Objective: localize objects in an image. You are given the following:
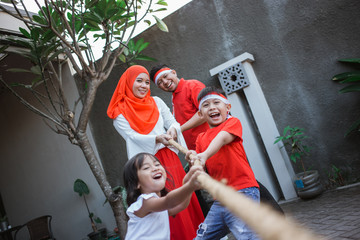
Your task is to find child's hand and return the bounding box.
[185,150,198,164]
[183,165,204,190]
[166,127,178,141]
[185,150,207,167]
[196,152,208,166]
[156,134,172,146]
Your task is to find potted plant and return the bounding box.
[73,179,107,240]
[331,58,360,136]
[274,126,323,199]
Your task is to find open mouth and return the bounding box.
[166,82,172,89]
[210,112,220,118]
[153,173,162,179]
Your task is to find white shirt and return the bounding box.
[125,193,170,240]
[113,96,187,159]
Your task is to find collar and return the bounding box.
[173,78,185,95]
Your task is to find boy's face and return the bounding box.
[156,69,179,92]
[198,98,231,128]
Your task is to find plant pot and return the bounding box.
[88,228,107,240]
[293,170,323,199]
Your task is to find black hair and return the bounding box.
[123,152,169,206]
[197,86,226,103]
[149,64,170,82]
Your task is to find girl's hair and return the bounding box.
[123,152,169,206]
[197,86,225,103]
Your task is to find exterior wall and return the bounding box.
[0,54,115,239]
[93,0,360,193]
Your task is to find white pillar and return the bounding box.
[210,52,297,200]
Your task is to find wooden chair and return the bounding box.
[14,215,55,240]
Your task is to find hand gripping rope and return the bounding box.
[168,139,323,240]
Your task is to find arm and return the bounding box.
[180,112,207,132]
[167,165,204,216]
[113,115,158,157]
[155,97,188,149]
[190,131,236,166]
[134,166,203,218]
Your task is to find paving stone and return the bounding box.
[280,183,360,240]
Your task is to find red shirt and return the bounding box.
[196,117,259,191]
[172,79,209,150]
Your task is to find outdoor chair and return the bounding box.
[14,215,55,240]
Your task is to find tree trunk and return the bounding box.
[77,131,127,239]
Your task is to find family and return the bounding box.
[107,64,280,240]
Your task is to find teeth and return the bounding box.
[154,173,162,178]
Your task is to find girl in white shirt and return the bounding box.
[123,152,203,240]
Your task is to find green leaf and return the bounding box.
[74,179,90,196]
[19,27,31,38]
[134,38,145,51]
[153,15,168,32]
[339,75,360,84]
[339,84,360,93]
[144,20,151,26]
[153,8,167,12]
[332,71,360,81]
[138,41,150,53]
[118,54,127,63]
[94,217,102,224]
[135,54,157,62]
[338,58,360,64]
[156,0,168,6]
[6,68,32,73]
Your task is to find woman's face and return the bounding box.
[132,73,150,99]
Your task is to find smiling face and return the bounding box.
[156,69,180,92]
[132,73,150,99]
[198,98,231,128]
[137,155,167,195]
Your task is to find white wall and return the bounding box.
[0,56,116,239]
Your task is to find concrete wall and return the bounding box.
[0,54,116,239]
[93,0,360,192]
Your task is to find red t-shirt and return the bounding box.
[172,79,209,150]
[196,117,259,191]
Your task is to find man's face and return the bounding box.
[156,69,180,92]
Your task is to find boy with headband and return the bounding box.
[150,64,209,151]
[186,86,260,240]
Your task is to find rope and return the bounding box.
[168,139,323,240]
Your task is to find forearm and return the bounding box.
[168,194,192,216]
[181,113,206,132]
[202,131,236,160]
[165,183,194,209]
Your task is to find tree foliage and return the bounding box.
[0,0,168,238]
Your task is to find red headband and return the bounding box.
[153,68,171,85]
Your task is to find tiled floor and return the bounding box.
[280,183,360,240]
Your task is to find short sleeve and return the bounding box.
[127,193,159,214]
[222,117,243,140]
